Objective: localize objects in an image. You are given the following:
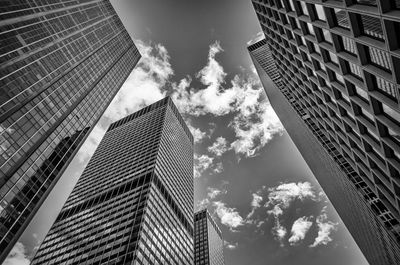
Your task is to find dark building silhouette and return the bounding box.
[31,97,194,265]
[249,0,400,264]
[0,0,140,261]
[194,209,225,265]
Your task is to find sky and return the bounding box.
[5,0,369,264]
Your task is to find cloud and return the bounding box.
[4,242,30,265]
[196,186,227,210]
[77,125,106,162]
[187,123,207,143]
[288,216,313,245]
[208,136,229,156]
[247,31,265,46]
[225,241,238,250]
[265,182,317,217]
[104,40,170,121]
[213,201,244,230]
[246,193,263,220]
[310,208,338,247]
[213,162,224,174]
[194,154,214,178]
[272,220,287,244]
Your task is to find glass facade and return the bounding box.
[31,97,194,264]
[249,0,400,264]
[194,209,225,265]
[0,0,140,261]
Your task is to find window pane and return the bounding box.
[334,9,350,29]
[360,15,384,40]
[322,29,332,43]
[341,36,357,55]
[315,5,326,21]
[329,51,339,64]
[368,47,392,72]
[355,86,369,101]
[307,23,315,35]
[300,1,309,16]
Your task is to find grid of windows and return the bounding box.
[194,209,224,265]
[31,97,194,264]
[0,1,140,261]
[250,0,400,264]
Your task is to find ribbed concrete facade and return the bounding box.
[0,1,140,261]
[31,97,194,265]
[249,0,400,262]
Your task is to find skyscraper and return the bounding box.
[249,0,400,264]
[194,209,225,265]
[31,97,194,264]
[0,0,140,261]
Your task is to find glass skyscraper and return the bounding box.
[0,0,140,261]
[194,209,225,265]
[31,97,194,264]
[249,0,400,264]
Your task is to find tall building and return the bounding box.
[194,209,225,265]
[31,97,194,264]
[249,0,400,264]
[0,0,140,261]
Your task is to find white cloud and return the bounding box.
[213,201,244,230]
[246,193,263,220]
[4,242,30,265]
[104,40,169,121]
[265,182,317,217]
[272,220,287,244]
[310,208,338,247]
[225,242,238,250]
[288,216,313,245]
[213,162,224,174]
[77,125,106,162]
[194,154,214,178]
[208,136,229,156]
[187,123,207,143]
[247,31,265,46]
[207,187,225,199]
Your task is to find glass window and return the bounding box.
[382,103,400,122]
[313,43,321,54]
[335,72,344,84]
[368,47,392,72]
[322,29,333,43]
[315,5,326,21]
[300,35,306,45]
[360,15,384,41]
[329,51,339,65]
[340,36,357,55]
[307,23,315,35]
[300,1,309,16]
[288,0,296,12]
[375,77,397,99]
[356,0,377,6]
[361,108,375,122]
[348,62,363,79]
[334,9,350,29]
[355,86,369,101]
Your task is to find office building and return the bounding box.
[31,97,194,264]
[0,0,140,261]
[249,0,400,264]
[194,209,225,265]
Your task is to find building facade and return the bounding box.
[194,209,224,265]
[249,0,400,264]
[31,97,194,265]
[0,0,140,261]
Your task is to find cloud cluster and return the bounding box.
[213,201,244,230]
[288,216,313,245]
[310,207,338,248]
[208,137,229,156]
[194,154,214,178]
[4,242,30,265]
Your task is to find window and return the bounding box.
[368,47,392,72]
[348,62,363,79]
[355,86,369,102]
[322,29,333,43]
[340,36,357,56]
[314,5,326,21]
[313,43,321,54]
[360,15,384,41]
[382,103,400,123]
[307,23,315,36]
[333,9,350,29]
[356,0,377,7]
[288,0,296,12]
[329,51,339,65]
[299,1,309,16]
[375,77,397,100]
[335,72,345,85]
